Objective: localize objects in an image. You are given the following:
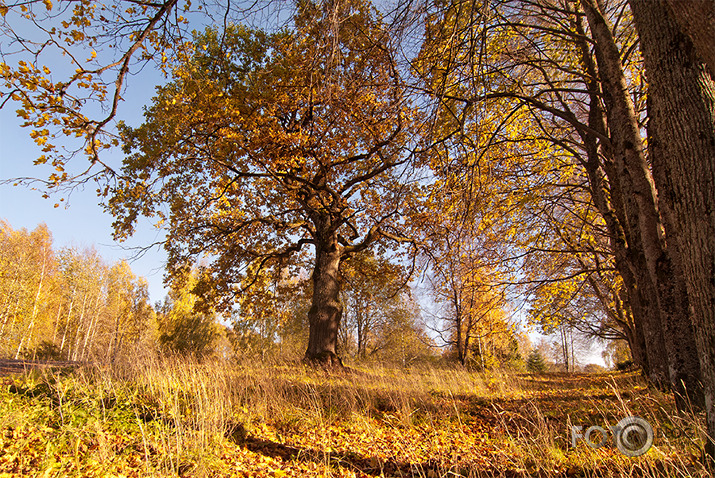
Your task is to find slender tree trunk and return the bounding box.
[453,287,466,366]
[112,317,127,363]
[304,237,344,367]
[14,246,47,360]
[0,296,19,341]
[629,0,715,459]
[59,293,74,357]
[476,334,485,370]
[51,304,62,346]
[81,308,97,361]
[581,0,703,407]
[570,328,575,373]
[71,293,88,362]
[356,296,366,359]
[560,327,570,373]
[463,315,472,367]
[81,285,104,361]
[88,316,101,360]
[0,273,20,340]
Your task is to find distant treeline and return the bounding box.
[1,220,527,367]
[0,220,155,361]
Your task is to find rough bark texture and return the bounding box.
[304,237,344,368]
[629,0,715,459]
[581,0,670,386]
[574,10,654,378]
[665,0,715,79]
[581,0,703,407]
[582,104,651,373]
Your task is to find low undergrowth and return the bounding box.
[0,357,711,477]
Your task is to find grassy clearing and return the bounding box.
[0,358,711,477]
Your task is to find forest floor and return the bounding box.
[0,357,711,477]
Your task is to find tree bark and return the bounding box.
[356,296,365,359]
[581,0,703,408]
[629,0,715,459]
[304,236,344,367]
[665,0,715,79]
[14,246,47,360]
[581,96,651,373]
[575,12,663,380]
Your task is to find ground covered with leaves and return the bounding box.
[0,359,711,477]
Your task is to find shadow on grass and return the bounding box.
[240,434,459,477]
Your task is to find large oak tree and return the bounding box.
[108,0,421,366]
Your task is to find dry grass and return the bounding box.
[0,356,712,477]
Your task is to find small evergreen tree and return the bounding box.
[527,349,547,373]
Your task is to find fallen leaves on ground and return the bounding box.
[0,366,709,477]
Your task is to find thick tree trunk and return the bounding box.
[665,0,715,79]
[574,11,661,379]
[581,0,703,407]
[304,238,344,367]
[581,114,653,374]
[629,0,715,459]
[600,132,670,385]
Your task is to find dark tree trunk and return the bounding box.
[581,0,703,407]
[581,107,651,374]
[463,315,472,367]
[575,13,663,381]
[665,0,715,79]
[629,0,715,459]
[600,127,670,385]
[304,238,344,367]
[452,289,467,366]
[456,318,466,366]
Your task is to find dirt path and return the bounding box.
[0,358,84,376]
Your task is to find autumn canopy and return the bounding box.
[1,0,714,460]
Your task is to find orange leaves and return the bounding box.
[109,6,421,331]
[1,0,189,191]
[2,53,104,172]
[1,360,708,477]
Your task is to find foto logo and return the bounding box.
[571,416,654,457]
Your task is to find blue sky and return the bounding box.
[0,3,222,304]
[0,76,171,303]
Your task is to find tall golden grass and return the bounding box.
[1,355,712,477]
